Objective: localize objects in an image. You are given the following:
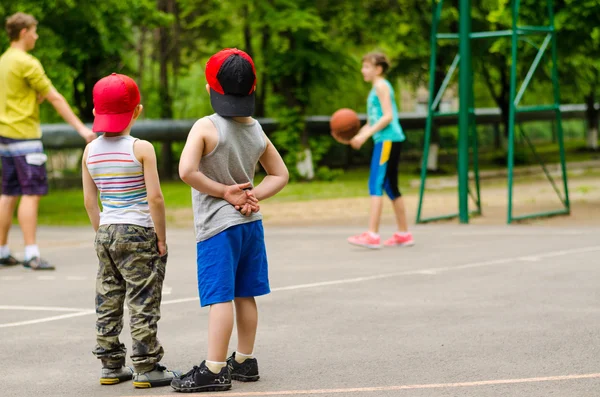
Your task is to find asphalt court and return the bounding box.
[2,224,600,397]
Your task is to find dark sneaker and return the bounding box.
[0,255,20,267]
[171,361,231,393]
[132,363,181,388]
[23,257,55,271]
[100,366,133,385]
[227,352,260,382]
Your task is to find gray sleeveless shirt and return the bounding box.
[192,114,267,242]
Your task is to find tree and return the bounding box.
[555,0,600,149]
[1,0,169,121]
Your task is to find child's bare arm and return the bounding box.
[81,145,100,231]
[252,135,289,201]
[179,118,258,207]
[135,140,167,255]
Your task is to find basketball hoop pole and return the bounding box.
[457,0,472,224]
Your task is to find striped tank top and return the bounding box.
[86,135,153,228]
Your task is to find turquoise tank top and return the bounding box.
[367,79,405,143]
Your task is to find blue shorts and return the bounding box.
[368,140,402,200]
[196,220,270,307]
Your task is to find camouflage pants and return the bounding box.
[92,224,166,373]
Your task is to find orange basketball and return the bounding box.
[330,108,360,142]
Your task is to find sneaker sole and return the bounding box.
[384,241,415,248]
[134,378,174,388]
[23,265,56,270]
[171,383,232,393]
[231,373,260,382]
[348,241,382,250]
[100,378,122,385]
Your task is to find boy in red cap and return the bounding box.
[81,73,180,388]
[171,49,288,393]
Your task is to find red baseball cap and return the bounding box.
[92,73,141,133]
[205,48,257,117]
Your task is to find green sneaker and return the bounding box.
[100,366,133,385]
[133,363,181,388]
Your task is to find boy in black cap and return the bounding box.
[171,49,289,393]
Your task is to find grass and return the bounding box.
[36,169,402,226]
[29,148,600,226]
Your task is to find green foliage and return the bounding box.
[3,0,600,173]
[269,104,304,181]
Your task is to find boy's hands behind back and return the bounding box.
[224,182,260,215]
[236,190,260,216]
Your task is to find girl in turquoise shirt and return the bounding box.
[347,52,414,249]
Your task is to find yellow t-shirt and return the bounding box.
[0,47,53,139]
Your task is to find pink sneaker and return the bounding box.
[348,232,382,249]
[384,232,415,247]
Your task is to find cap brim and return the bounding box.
[93,110,135,133]
[210,88,255,117]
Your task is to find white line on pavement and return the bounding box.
[0,305,89,312]
[1,245,599,329]
[0,310,95,329]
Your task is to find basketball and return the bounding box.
[330,108,360,142]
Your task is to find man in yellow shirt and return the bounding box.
[0,12,95,270]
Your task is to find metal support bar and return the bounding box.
[518,25,553,33]
[518,125,566,205]
[516,104,559,113]
[419,209,482,224]
[507,0,520,224]
[433,111,460,117]
[511,209,569,222]
[457,0,472,224]
[416,0,444,224]
[518,36,541,50]
[470,30,513,39]
[432,54,460,110]
[438,27,552,41]
[514,34,552,106]
[437,33,459,40]
[549,0,571,212]
[470,118,482,214]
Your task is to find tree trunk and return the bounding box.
[137,27,147,92]
[157,0,173,119]
[585,93,598,150]
[171,0,181,102]
[481,55,510,149]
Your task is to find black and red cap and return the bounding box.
[205,48,257,117]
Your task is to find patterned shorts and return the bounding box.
[0,136,48,196]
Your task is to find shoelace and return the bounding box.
[181,365,205,379]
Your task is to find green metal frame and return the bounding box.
[416,0,570,224]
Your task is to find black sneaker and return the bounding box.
[0,255,20,267]
[227,352,260,382]
[171,361,231,393]
[23,257,55,270]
